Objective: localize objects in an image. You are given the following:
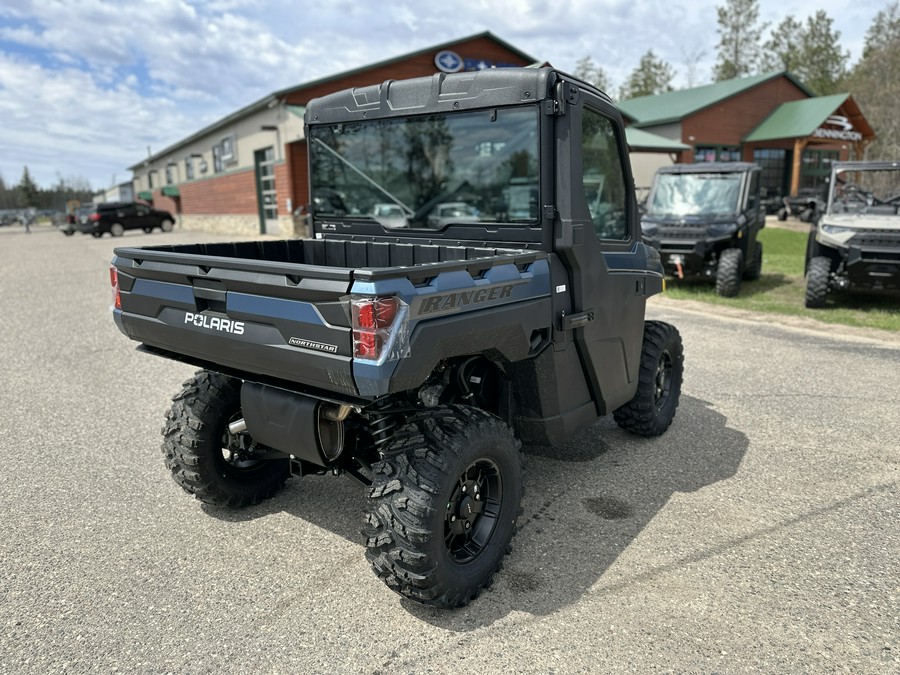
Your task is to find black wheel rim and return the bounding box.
[444,459,502,563]
[217,412,265,476]
[655,349,674,409]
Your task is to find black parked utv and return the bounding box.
[111,67,684,608]
[641,162,764,296]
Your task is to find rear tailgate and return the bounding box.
[112,246,357,396]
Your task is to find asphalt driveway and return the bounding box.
[1,225,897,673]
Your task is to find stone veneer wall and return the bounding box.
[176,214,303,237]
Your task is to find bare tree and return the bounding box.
[680,45,707,88]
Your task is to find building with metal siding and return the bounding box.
[128,32,536,236]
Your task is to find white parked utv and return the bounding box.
[805,161,900,308]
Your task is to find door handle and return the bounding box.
[560,309,594,331]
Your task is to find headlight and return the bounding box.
[821,224,855,235]
[708,222,738,237]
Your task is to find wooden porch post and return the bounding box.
[790,139,808,197]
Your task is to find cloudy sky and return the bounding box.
[0,0,887,190]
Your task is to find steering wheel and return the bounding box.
[841,183,871,204]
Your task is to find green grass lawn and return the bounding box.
[661,227,900,332]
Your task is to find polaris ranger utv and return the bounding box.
[110,67,683,608]
[641,162,764,297]
[804,160,900,308]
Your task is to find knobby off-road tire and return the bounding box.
[161,370,289,507]
[715,248,744,297]
[364,406,523,608]
[613,321,684,437]
[804,256,832,309]
[743,242,763,281]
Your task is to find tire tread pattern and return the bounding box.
[716,248,743,297]
[613,321,684,437]
[161,370,288,508]
[804,256,831,308]
[363,406,522,608]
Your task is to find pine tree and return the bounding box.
[845,2,900,159]
[762,15,804,72]
[713,0,767,80]
[620,51,676,99]
[17,166,39,209]
[762,11,849,94]
[573,56,612,94]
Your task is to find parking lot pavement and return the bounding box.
[1,228,897,673]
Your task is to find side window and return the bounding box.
[582,108,628,240]
[747,172,760,213]
[136,205,150,216]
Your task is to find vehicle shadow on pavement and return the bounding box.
[405,394,749,629]
[201,394,748,628]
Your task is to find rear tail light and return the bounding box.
[109,266,121,309]
[89,213,101,221]
[351,295,407,361]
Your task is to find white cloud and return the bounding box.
[0,0,884,189]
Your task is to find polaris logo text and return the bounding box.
[184,312,245,335]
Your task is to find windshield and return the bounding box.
[309,106,539,230]
[647,172,743,217]
[828,167,900,215]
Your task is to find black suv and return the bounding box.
[73,202,175,237]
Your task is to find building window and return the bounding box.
[185,156,194,181]
[582,107,628,240]
[213,144,224,173]
[753,148,787,206]
[220,134,236,164]
[165,164,175,185]
[695,145,741,162]
[800,149,839,193]
[148,171,154,189]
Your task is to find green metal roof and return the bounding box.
[161,186,180,197]
[625,127,689,152]
[742,94,849,142]
[137,191,153,201]
[618,71,811,127]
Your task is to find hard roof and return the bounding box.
[618,71,811,127]
[656,162,759,174]
[742,94,859,141]
[833,160,900,171]
[624,127,689,152]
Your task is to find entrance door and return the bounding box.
[553,88,651,414]
[255,147,279,235]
